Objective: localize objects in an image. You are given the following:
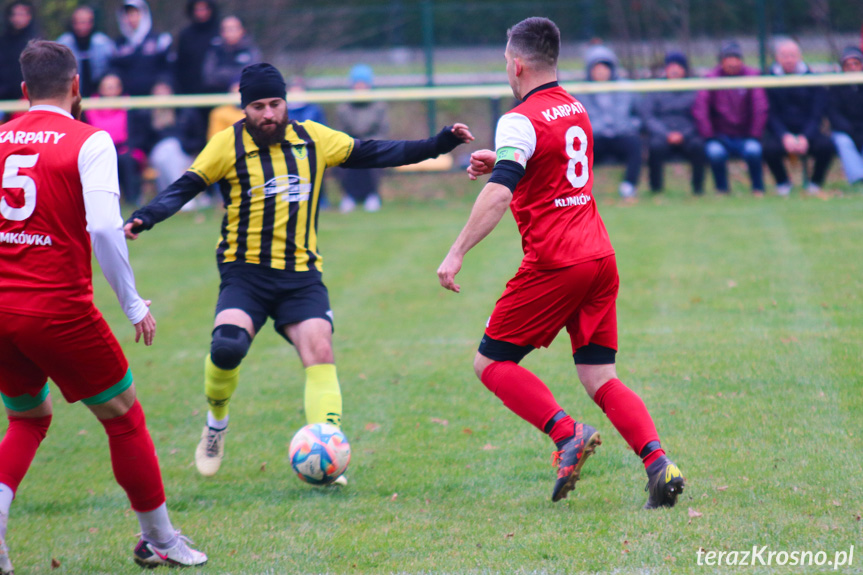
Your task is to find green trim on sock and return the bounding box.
[1,383,49,411]
[81,368,134,406]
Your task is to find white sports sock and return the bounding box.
[0,484,12,517]
[0,483,11,540]
[136,502,177,549]
[207,412,228,430]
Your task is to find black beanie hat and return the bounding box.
[239,63,286,108]
[664,50,689,72]
[840,45,863,66]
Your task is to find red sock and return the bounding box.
[0,415,52,493]
[99,400,165,512]
[547,413,576,446]
[593,379,663,466]
[481,361,564,434]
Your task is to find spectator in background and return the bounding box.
[111,0,172,96]
[336,64,389,212]
[828,46,863,186]
[693,41,768,195]
[202,15,260,94]
[85,74,142,205]
[641,51,705,195]
[0,1,39,101]
[288,76,326,124]
[207,79,244,139]
[175,0,220,96]
[207,80,244,139]
[577,45,642,198]
[130,80,207,209]
[174,1,220,171]
[763,39,833,196]
[57,5,115,97]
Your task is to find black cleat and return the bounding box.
[644,455,685,509]
[550,422,602,502]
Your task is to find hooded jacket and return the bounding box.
[174,0,220,95]
[640,66,699,146]
[692,63,768,139]
[575,45,641,138]
[765,61,827,140]
[0,2,39,100]
[56,26,116,97]
[111,0,172,96]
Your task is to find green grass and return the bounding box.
[3,173,863,574]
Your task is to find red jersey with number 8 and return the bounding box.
[495,84,614,269]
[0,111,102,318]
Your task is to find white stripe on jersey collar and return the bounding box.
[28,105,73,119]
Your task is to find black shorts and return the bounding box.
[216,262,333,343]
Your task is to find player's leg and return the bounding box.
[195,309,256,476]
[284,318,341,427]
[477,264,602,502]
[569,256,684,508]
[1,310,205,567]
[195,265,267,476]
[0,314,57,575]
[0,398,53,575]
[86,385,206,567]
[276,278,341,429]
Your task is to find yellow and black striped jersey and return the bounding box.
[189,120,354,272]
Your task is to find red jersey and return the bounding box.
[0,110,102,318]
[495,83,614,269]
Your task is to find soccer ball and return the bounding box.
[289,423,351,485]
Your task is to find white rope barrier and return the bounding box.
[1,72,862,112]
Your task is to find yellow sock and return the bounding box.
[304,363,342,427]
[204,354,240,420]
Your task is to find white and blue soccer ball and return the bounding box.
[289,423,351,485]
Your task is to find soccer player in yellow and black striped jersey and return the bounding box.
[125,63,473,478]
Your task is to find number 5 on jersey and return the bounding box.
[1,154,40,221]
[565,126,589,188]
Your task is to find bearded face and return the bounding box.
[244,98,289,148]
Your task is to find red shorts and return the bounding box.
[0,308,129,409]
[485,255,619,353]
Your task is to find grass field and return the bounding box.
[3,173,862,574]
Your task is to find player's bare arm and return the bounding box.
[438,182,511,293]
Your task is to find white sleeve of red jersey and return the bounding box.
[79,131,149,325]
[494,113,537,167]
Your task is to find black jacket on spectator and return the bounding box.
[0,3,38,101]
[129,106,207,157]
[111,0,172,96]
[202,35,261,94]
[174,0,220,95]
[641,91,699,146]
[828,83,863,148]
[763,62,833,187]
[765,63,827,140]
